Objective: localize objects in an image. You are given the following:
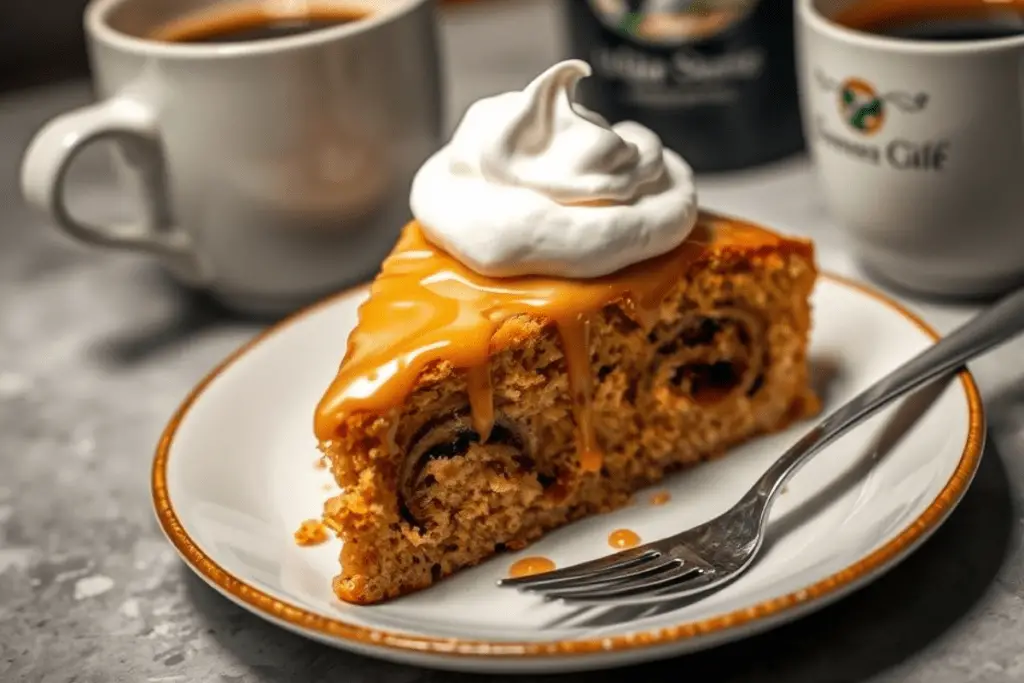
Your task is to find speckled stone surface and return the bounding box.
[2,2,1023,682]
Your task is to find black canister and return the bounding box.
[564,0,804,172]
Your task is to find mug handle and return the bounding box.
[20,95,201,277]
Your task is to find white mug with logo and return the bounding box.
[796,0,1024,297]
[21,0,443,315]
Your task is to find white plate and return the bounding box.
[153,274,984,674]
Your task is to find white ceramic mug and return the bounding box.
[21,0,443,315]
[797,0,1024,298]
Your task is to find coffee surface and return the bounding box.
[150,4,368,43]
[834,0,1024,40]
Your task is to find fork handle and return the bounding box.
[748,285,1024,516]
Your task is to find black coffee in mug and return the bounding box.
[834,0,1024,41]
[150,3,369,43]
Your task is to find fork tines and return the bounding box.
[497,548,717,605]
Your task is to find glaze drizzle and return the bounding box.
[314,212,785,471]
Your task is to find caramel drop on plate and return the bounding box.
[508,556,556,578]
[650,491,671,506]
[608,529,641,549]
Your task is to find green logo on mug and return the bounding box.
[812,70,948,172]
[815,71,928,135]
[839,78,884,134]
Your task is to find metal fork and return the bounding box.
[498,286,1024,606]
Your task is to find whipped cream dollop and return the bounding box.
[409,59,698,279]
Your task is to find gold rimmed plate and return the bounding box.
[152,274,983,673]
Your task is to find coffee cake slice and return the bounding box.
[313,210,818,604]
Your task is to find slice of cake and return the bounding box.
[311,61,818,605]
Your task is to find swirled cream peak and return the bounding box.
[410,59,698,279]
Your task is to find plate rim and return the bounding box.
[151,272,985,661]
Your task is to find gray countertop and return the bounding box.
[2,1,1023,681]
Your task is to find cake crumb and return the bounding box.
[314,456,328,470]
[294,519,329,546]
[650,491,671,506]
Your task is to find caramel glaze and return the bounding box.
[508,556,556,578]
[314,210,794,471]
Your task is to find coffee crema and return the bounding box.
[150,3,369,43]
[834,0,1024,40]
